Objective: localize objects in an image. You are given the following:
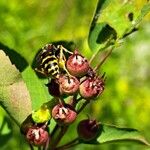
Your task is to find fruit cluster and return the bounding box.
[47,50,105,99]
[21,46,105,147]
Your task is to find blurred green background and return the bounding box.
[0,0,150,149]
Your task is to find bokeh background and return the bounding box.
[0,0,150,150]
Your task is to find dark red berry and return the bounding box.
[20,115,34,135]
[58,75,79,95]
[79,77,104,99]
[26,126,49,146]
[77,119,100,141]
[66,50,89,77]
[52,104,77,125]
[46,79,60,97]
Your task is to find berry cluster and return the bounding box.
[21,46,105,148]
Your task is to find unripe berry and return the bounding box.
[79,77,104,99]
[66,50,89,77]
[77,119,100,141]
[32,105,51,124]
[58,75,79,95]
[52,104,77,125]
[26,126,49,146]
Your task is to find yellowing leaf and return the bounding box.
[0,50,32,126]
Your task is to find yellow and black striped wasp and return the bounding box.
[35,44,73,79]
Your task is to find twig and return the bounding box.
[77,100,90,114]
[55,137,79,150]
[38,146,42,150]
[43,136,50,150]
[76,96,83,102]
[69,94,78,108]
[94,46,114,71]
[29,144,34,150]
[50,126,69,150]
[89,44,110,64]
[51,124,59,137]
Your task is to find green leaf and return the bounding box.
[0,50,32,126]
[22,66,51,110]
[81,124,150,146]
[88,0,150,51]
[0,116,13,148]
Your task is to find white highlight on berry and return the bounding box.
[32,129,40,140]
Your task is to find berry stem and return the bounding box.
[55,137,79,150]
[69,94,78,107]
[76,96,83,102]
[38,146,42,150]
[94,46,114,71]
[29,144,34,150]
[89,45,109,64]
[77,100,90,114]
[51,124,59,137]
[43,137,50,150]
[50,126,69,150]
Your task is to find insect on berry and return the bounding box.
[35,44,73,79]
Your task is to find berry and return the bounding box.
[66,50,89,77]
[46,79,60,97]
[20,115,34,135]
[77,119,100,141]
[52,104,77,125]
[79,77,104,99]
[32,105,51,124]
[26,126,49,146]
[58,75,79,95]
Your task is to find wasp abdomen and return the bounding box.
[40,55,59,78]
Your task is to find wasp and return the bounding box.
[35,44,73,79]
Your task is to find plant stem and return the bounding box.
[38,147,42,150]
[55,137,79,150]
[89,44,109,64]
[69,94,78,108]
[50,126,69,150]
[43,136,50,150]
[29,144,34,150]
[94,46,114,71]
[76,96,83,102]
[51,124,59,137]
[77,100,90,114]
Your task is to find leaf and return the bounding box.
[0,42,28,72]
[88,0,150,51]
[0,116,13,148]
[21,66,51,110]
[0,50,32,126]
[80,124,150,146]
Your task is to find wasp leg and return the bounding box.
[59,45,73,55]
[58,46,73,77]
